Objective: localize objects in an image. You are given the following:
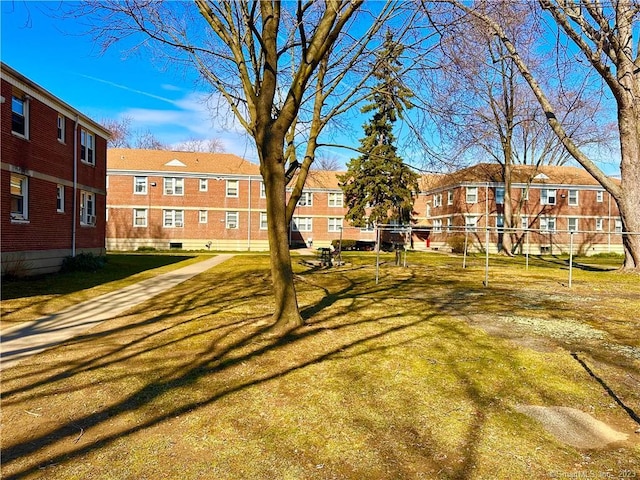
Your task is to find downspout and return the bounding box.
[247,176,252,251]
[72,115,79,257]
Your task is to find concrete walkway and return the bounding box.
[0,254,234,371]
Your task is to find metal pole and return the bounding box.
[375,225,381,285]
[484,227,489,287]
[569,231,574,288]
[525,229,529,270]
[463,229,468,269]
[338,225,343,266]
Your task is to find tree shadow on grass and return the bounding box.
[1,257,635,479]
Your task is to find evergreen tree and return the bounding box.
[339,31,419,228]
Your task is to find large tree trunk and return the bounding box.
[501,160,515,256]
[617,103,640,269]
[261,147,304,334]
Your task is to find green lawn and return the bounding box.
[1,252,638,479]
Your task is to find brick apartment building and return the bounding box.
[417,163,623,255]
[106,149,623,256]
[1,62,110,276]
[106,149,375,251]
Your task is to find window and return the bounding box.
[541,188,556,205]
[568,217,579,232]
[425,205,431,218]
[226,180,239,197]
[80,129,95,165]
[10,174,28,221]
[163,210,184,227]
[596,218,603,231]
[465,215,479,232]
[521,187,529,201]
[298,192,313,207]
[57,115,65,142]
[433,193,442,207]
[540,216,556,232]
[596,190,604,203]
[496,214,504,231]
[199,178,208,192]
[495,187,505,205]
[260,212,268,230]
[433,218,443,233]
[260,182,266,198]
[199,210,208,223]
[521,216,529,230]
[56,184,65,212]
[568,189,579,206]
[360,220,375,232]
[133,208,148,227]
[11,95,28,137]
[226,211,239,229]
[466,186,478,203]
[446,217,453,232]
[328,217,343,232]
[447,190,454,205]
[292,217,313,232]
[80,191,96,225]
[615,218,622,233]
[134,176,148,194]
[164,177,184,195]
[328,192,343,207]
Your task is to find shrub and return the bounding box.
[332,239,357,251]
[447,235,467,254]
[61,253,107,273]
[1,253,32,279]
[137,246,157,252]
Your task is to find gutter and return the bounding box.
[72,115,79,257]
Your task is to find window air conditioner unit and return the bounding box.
[88,215,96,224]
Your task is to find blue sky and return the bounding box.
[1,1,261,162]
[1,2,620,176]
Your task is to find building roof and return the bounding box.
[425,163,616,191]
[107,148,261,176]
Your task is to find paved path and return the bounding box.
[0,254,234,371]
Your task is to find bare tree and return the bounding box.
[173,137,224,153]
[75,1,413,332]
[102,116,132,148]
[445,0,640,269]
[134,130,168,150]
[420,2,613,255]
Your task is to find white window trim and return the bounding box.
[568,217,579,232]
[56,184,65,213]
[298,191,313,207]
[164,177,184,196]
[226,211,239,229]
[11,95,29,139]
[328,217,343,232]
[596,191,604,203]
[57,114,66,142]
[495,187,505,205]
[226,180,239,198]
[541,188,557,206]
[328,192,343,207]
[133,208,148,227]
[134,176,148,195]
[80,190,96,225]
[615,218,623,233]
[595,218,604,231]
[199,210,208,223]
[568,189,579,206]
[80,129,95,165]
[521,187,529,201]
[447,190,454,205]
[292,217,313,232]
[466,186,478,204]
[260,182,266,199]
[260,212,268,230]
[540,216,556,232]
[10,174,29,221]
[199,178,208,192]
[433,218,442,233]
[465,214,478,232]
[163,209,184,228]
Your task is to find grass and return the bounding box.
[1,252,639,479]
[0,253,206,325]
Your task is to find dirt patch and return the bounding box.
[515,405,629,449]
